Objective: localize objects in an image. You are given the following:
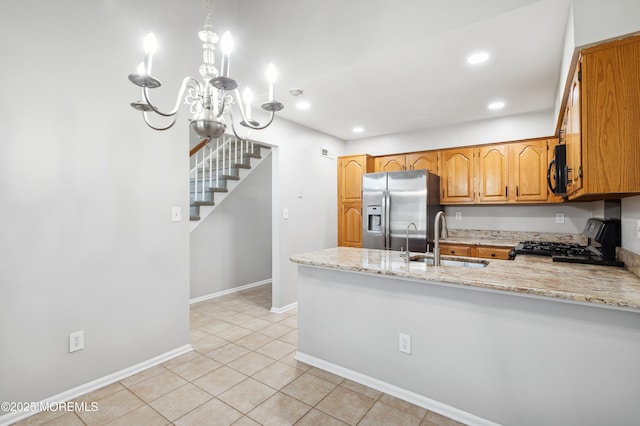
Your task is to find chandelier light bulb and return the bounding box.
[136,62,146,75]
[266,63,277,101]
[242,87,254,104]
[266,63,277,84]
[143,33,157,55]
[221,31,234,56]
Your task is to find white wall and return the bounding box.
[345,110,555,156]
[0,0,193,411]
[190,155,272,299]
[572,0,640,47]
[253,119,345,309]
[297,266,640,426]
[622,196,640,254]
[445,202,596,234]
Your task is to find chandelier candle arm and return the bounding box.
[142,77,202,118]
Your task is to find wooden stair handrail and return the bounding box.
[189,138,208,157]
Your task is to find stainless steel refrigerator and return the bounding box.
[362,170,441,252]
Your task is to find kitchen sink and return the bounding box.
[409,254,488,268]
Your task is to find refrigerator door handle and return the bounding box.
[384,190,391,249]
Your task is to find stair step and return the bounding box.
[222,174,240,181]
[193,200,215,206]
[190,215,201,221]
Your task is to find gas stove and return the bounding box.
[514,218,624,267]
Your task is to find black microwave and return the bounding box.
[547,144,567,196]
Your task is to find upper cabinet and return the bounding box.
[406,151,439,174]
[374,155,406,172]
[440,140,551,205]
[338,155,370,203]
[564,35,640,199]
[477,145,508,203]
[440,148,475,203]
[374,151,440,174]
[509,139,548,202]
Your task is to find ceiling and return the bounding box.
[201,0,572,141]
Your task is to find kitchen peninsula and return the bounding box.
[290,247,640,426]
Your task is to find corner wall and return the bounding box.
[253,119,345,309]
[190,155,272,299]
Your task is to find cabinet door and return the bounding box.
[566,63,583,196]
[475,246,513,260]
[375,155,406,172]
[339,156,367,203]
[581,38,640,194]
[440,148,475,203]
[509,140,548,202]
[477,145,508,203]
[407,151,439,174]
[438,243,471,256]
[338,203,363,247]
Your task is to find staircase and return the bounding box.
[190,135,270,231]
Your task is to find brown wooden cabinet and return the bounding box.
[565,35,640,199]
[440,148,475,203]
[565,61,583,196]
[438,243,513,260]
[509,139,548,202]
[407,151,439,174]
[477,145,508,203]
[337,155,373,247]
[374,151,439,174]
[374,155,406,172]
[438,243,471,257]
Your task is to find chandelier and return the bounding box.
[128,1,284,140]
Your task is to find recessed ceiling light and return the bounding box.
[352,126,364,133]
[488,101,505,110]
[467,52,490,65]
[296,101,311,110]
[289,88,303,97]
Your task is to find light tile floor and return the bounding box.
[15,284,463,425]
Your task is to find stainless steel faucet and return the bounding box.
[433,211,448,266]
[405,222,417,262]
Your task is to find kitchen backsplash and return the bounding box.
[447,229,588,245]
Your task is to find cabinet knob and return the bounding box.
[450,250,455,254]
[491,253,496,257]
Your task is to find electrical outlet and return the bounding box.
[555,213,565,224]
[69,330,84,353]
[399,333,411,354]
[455,212,462,221]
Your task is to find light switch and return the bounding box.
[172,206,181,222]
[283,208,289,220]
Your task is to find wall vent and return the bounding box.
[321,147,335,159]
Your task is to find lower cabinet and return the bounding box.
[338,202,363,247]
[439,243,513,260]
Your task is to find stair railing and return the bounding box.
[190,135,255,202]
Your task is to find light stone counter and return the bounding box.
[290,246,640,311]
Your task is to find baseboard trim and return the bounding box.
[190,279,272,304]
[0,344,193,426]
[294,351,499,426]
[270,301,297,314]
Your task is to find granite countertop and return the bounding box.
[290,247,640,311]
